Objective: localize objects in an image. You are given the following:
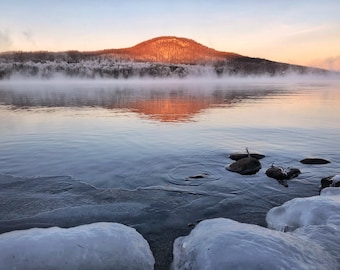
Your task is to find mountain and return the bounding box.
[0,36,331,79]
[94,36,240,64]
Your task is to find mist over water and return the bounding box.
[1,77,339,187]
[0,77,339,269]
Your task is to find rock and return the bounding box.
[227,157,261,175]
[186,173,209,180]
[265,166,286,181]
[229,152,265,161]
[229,147,265,161]
[300,158,330,165]
[285,168,301,179]
[265,165,301,187]
[320,175,340,191]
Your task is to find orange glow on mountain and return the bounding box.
[97,36,240,64]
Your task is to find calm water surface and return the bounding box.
[1,79,339,189]
[0,78,339,269]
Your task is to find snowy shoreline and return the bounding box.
[0,171,338,269]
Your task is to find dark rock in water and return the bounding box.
[186,173,209,181]
[285,168,301,179]
[265,165,301,187]
[321,176,334,190]
[229,153,265,161]
[265,166,286,180]
[300,158,330,165]
[227,157,261,175]
[320,175,340,191]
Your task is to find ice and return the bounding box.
[320,186,340,196]
[172,218,337,270]
[332,174,340,182]
[265,187,340,265]
[293,224,340,264]
[266,187,340,231]
[0,222,154,270]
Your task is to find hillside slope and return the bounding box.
[0,36,330,79]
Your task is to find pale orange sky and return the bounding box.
[1,0,340,70]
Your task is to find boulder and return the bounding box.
[227,157,261,175]
[300,158,330,165]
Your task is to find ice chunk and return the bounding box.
[172,218,337,270]
[0,222,154,270]
[321,186,340,196]
[266,187,340,231]
[293,224,340,264]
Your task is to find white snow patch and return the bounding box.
[293,224,340,264]
[0,222,154,270]
[266,187,340,231]
[331,175,340,182]
[321,186,340,196]
[172,218,337,270]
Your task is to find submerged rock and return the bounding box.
[300,158,330,165]
[265,166,286,181]
[266,166,301,180]
[265,165,301,187]
[186,173,209,181]
[227,157,261,175]
[229,152,265,161]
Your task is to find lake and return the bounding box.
[0,77,339,269]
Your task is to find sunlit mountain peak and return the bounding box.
[100,36,240,64]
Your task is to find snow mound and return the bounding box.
[0,222,154,270]
[172,218,337,270]
[293,224,340,264]
[321,185,340,196]
[266,187,340,231]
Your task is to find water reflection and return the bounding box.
[0,83,285,122]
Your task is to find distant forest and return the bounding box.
[0,50,328,79]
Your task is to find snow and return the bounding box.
[266,187,340,265]
[0,58,205,79]
[172,187,340,269]
[332,174,340,181]
[172,218,338,270]
[293,224,340,264]
[266,187,340,231]
[0,222,154,270]
[321,186,340,196]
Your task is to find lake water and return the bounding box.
[0,77,339,269]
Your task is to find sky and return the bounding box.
[1,0,340,70]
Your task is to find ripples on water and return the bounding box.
[1,79,339,188]
[0,78,339,268]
